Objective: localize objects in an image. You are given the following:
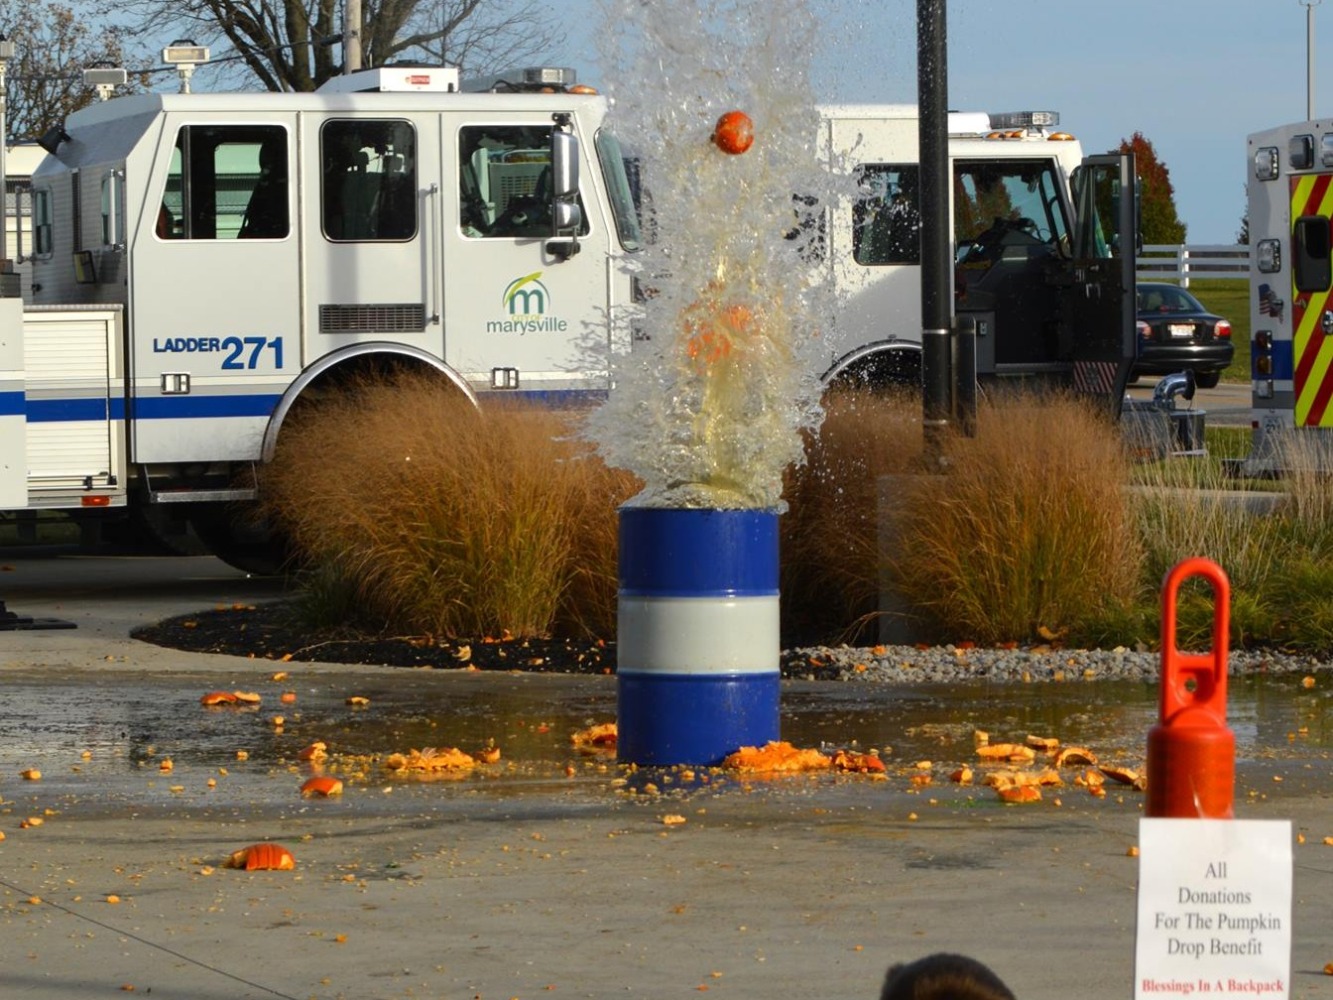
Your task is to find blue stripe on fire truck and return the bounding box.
[25,395,281,422]
[0,389,23,417]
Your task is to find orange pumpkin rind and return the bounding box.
[997,784,1042,803]
[225,842,295,871]
[300,776,344,797]
[1054,746,1098,767]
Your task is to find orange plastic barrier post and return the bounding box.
[1146,557,1235,818]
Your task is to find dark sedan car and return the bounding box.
[1131,282,1234,389]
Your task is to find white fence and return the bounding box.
[1135,244,1250,286]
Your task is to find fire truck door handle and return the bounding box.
[427,183,441,324]
[1321,310,1333,337]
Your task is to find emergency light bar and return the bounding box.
[988,110,1059,130]
[461,66,582,93]
[318,66,461,93]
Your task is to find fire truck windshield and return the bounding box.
[596,130,643,252]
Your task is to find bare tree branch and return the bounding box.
[111,0,566,92]
[0,0,148,141]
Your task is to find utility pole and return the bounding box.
[917,0,952,463]
[344,0,363,73]
[1303,0,1322,119]
[0,33,13,276]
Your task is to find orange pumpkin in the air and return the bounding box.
[712,110,754,155]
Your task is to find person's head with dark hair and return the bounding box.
[880,953,1017,1000]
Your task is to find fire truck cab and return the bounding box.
[2,66,642,568]
[818,107,1137,402]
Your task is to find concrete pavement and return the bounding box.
[1,550,1330,1000]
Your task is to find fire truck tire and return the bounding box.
[187,504,294,577]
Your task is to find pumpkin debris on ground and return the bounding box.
[384,747,476,772]
[571,722,618,751]
[723,741,830,773]
[301,776,344,797]
[225,842,295,871]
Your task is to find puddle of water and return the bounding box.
[0,669,1327,821]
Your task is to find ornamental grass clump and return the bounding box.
[883,393,1142,646]
[780,389,922,644]
[262,373,636,640]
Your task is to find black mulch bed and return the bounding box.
[131,601,838,678]
[131,601,618,674]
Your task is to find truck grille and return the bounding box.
[319,303,427,334]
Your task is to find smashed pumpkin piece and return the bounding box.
[232,691,261,705]
[383,746,476,772]
[1026,735,1059,750]
[225,842,295,871]
[985,768,1062,789]
[950,765,974,784]
[571,722,618,751]
[1099,765,1146,790]
[722,741,830,773]
[298,741,328,762]
[997,784,1042,803]
[976,743,1036,762]
[301,776,344,797]
[831,750,886,774]
[20,768,41,781]
[475,746,502,765]
[1054,746,1098,767]
[200,691,239,707]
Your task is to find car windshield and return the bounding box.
[1137,285,1202,314]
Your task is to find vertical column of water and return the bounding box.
[616,507,779,766]
[588,0,837,765]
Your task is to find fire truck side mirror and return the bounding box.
[551,129,579,200]
[548,127,582,257]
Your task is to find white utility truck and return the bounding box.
[816,107,1136,398]
[1239,119,1333,474]
[1,65,643,570]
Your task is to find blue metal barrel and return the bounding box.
[616,506,780,765]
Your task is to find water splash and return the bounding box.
[583,0,835,510]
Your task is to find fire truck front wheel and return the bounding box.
[187,503,294,577]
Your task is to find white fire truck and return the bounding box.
[0,65,643,570]
[1239,119,1333,475]
[0,75,1135,572]
[816,106,1136,398]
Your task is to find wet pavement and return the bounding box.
[2,550,1332,999]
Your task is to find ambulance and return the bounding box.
[0,65,643,570]
[1240,119,1333,474]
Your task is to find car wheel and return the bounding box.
[1194,371,1221,390]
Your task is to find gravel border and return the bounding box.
[780,644,1333,684]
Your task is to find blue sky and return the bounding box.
[547,0,1328,245]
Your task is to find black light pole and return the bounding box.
[917,0,952,463]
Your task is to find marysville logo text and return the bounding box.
[488,272,569,334]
